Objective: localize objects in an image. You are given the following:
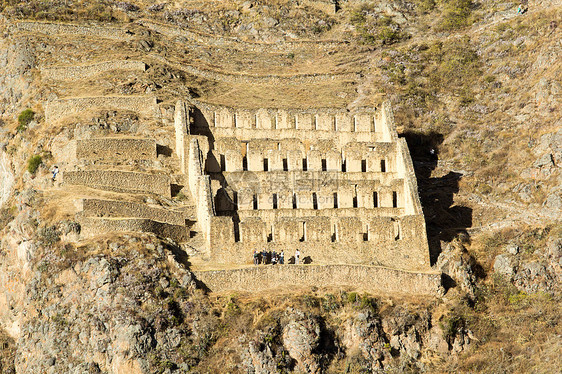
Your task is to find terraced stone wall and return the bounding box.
[45,96,159,123]
[41,61,146,81]
[81,199,186,226]
[75,138,156,160]
[194,265,442,295]
[79,217,190,242]
[64,170,171,197]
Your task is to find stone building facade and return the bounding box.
[176,100,432,274]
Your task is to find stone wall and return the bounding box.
[137,19,347,53]
[174,101,189,173]
[187,139,214,249]
[81,199,186,226]
[79,217,190,243]
[192,103,384,147]
[209,213,429,271]
[45,96,159,123]
[182,99,431,275]
[75,138,156,160]
[14,21,133,40]
[64,170,171,197]
[41,60,146,81]
[216,174,404,211]
[211,139,396,173]
[194,265,442,295]
[397,139,420,216]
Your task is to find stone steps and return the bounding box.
[64,170,171,197]
[182,230,207,255]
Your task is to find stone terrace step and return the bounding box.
[194,265,442,295]
[64,170,171,197]
[41,60,146,81]
[81,198,191,226]
[45,95,159,123]
[79,217,192,243]
[76,138,157,161]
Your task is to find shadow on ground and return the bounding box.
[401,131,473,265]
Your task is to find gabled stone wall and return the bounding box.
[179,100,431,274]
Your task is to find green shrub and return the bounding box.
[17,109,34,132]
[27,155,42,174]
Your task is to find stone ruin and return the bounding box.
[174,100,440,294]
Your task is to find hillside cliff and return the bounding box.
[0,0,560,373]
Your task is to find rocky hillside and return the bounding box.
[0,0,560,373]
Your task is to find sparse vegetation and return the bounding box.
[350,4,407,46]
[1,0,115,22]
[437,0,474,31]
[26,154,42,174]
[17,108,34,132]
[36,225,61,247]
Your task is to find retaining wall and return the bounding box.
[137,19,347,53]
[81,199,186,226]
[194,265,442,295]
[14,21,133,40]
[174,100,189,173]
[45,96,159,123]
[150,54,359,85]
[64,170,170,197]
[76,138,156,160]
[41,60,146,81]
[79,217,190,242]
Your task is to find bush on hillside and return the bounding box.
[27,155,42,174]
[350,5,406,46]
[17,108,34,132]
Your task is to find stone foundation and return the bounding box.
[194,265,442,295]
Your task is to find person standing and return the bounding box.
[295,249,300,265]
[253,249,259,265]
[279,250,284,265]
[51,165,59,181]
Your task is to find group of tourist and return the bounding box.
[253,248,302,265]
